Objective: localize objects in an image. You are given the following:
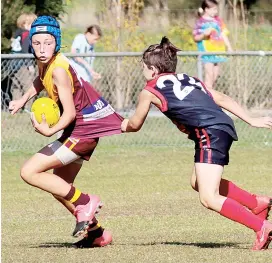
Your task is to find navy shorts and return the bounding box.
[189,128,234,166]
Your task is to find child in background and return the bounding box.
[70,25,102,83]
[193,0,233,89]
[11,13,37,53]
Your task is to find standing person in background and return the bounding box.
[11,13,37,53]
[70,25,102,83]
[193,0,233,89]
[2,13,37,110]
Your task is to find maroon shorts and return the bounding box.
[57,136,99,161]
[48,136,99,164]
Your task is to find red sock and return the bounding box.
[220,198,263,232]
[219,179,257,210]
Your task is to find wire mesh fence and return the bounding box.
[1,52,272,152]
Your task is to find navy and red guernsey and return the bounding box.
[144,73,238,140]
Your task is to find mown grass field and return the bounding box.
[2,144,272,263]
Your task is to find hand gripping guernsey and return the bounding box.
[144,73,238,165]
[40,53,123,140]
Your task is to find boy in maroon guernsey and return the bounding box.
[9,16,121,247]
[121,37,272,250]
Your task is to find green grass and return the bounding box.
[2,111,272,153]
[2,146,272,263]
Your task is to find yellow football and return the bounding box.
[31,97,60,128]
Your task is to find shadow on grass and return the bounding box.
[31,243,74,248]
[32,241,243,249]
[130,241,246,249]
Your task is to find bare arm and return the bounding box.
[71,47,93,71]
[222,34,233,51]
[49,67,76,134]
[9,76,44,115]
[208,88,272,129]
[193,28,212,42]
[193,34,205,42]
[71,47,100,79]
[121,90,155,132]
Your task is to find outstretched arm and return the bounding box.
[222,34,233,52]
[121,90,155,132]
[208,88,272,129]
[9,76,44,115]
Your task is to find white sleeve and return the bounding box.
[71,34,84,53]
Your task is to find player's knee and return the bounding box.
[20,164,36,184]
[199,194,214,209]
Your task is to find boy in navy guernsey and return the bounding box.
[121,37,272,250]
[9,16,121,247]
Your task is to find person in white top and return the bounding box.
[70,25,102,82]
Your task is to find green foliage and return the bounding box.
[1,0,34,53]
[1,0,66,53]
[32,0,66,16]
[167,25,196,51]
[61,28,81,52]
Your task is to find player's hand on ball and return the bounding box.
[31,112,53,137]
[250,117,272,129]
[9,99,25,115]
[121,119,129,132]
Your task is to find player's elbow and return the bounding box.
[63,109,76,123]
[128,121,142,132]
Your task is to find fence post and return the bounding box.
[197,54,203,81]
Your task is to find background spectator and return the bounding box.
[193,0,233,89]
[2,13,37,110]
[69,25,102,83]
[11,13,37,53]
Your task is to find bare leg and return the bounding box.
[204,63,215,89]
[194,163,264,232]
[213,63,220,86]
[20,152,72,196]
[195,163,226,212]
[52,162,83,215]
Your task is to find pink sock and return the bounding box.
[220,198,263,232]
[219,179,257,210]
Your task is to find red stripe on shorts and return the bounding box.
[195,128,204,162]
[202,128,212,163]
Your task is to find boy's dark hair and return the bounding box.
[198,0,218,16]
[143,37,181,74]
[86,25,103,37]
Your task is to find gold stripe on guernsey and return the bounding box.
[40,53,75,103]
[69,143,76,150]
[68,138,80,150]
[70,189,81,203]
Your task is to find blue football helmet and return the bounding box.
[29,15,61,54]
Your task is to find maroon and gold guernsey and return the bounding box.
[40,53,123,139]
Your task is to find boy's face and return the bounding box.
[31,34,56,63]
[86,31,100,45]
[142,62,156,81]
